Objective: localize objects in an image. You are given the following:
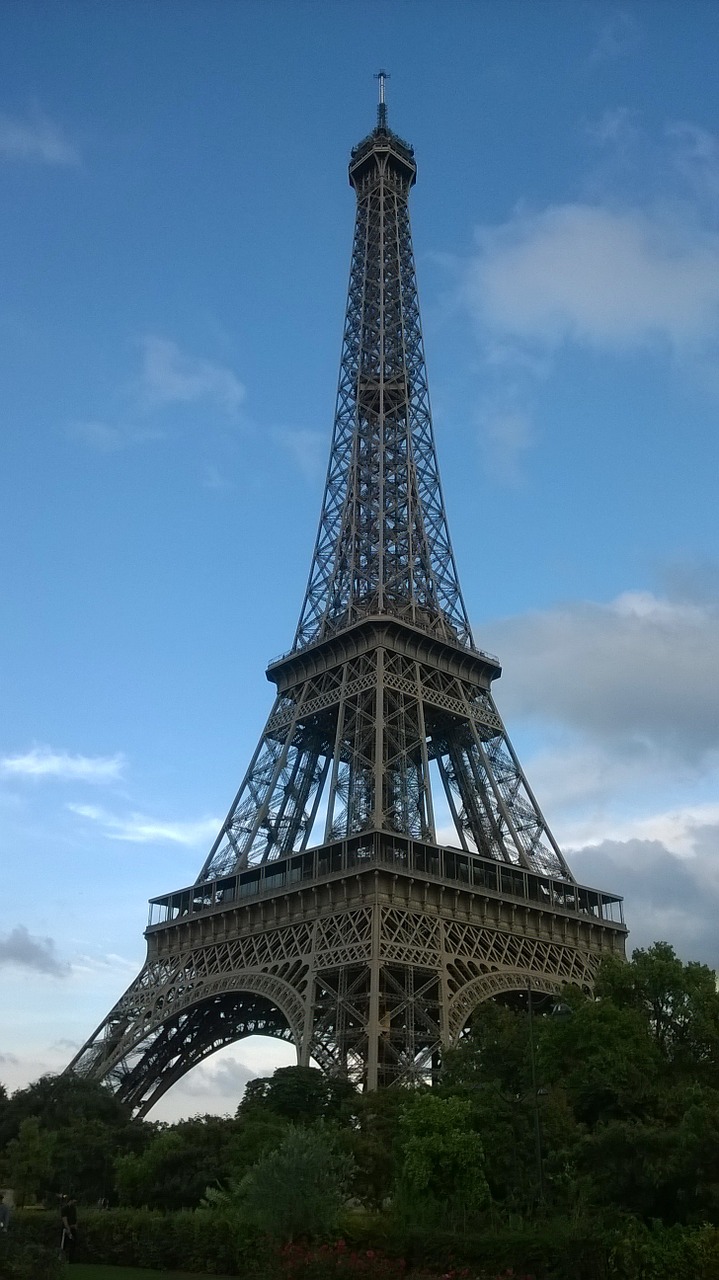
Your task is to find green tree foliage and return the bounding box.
[115,1113,244,1209]
[206,1124,355,1243]
[442,944,719,1225]
[0,1072,152,1203]
[442,1000,532,1098]
[596,942,719,1082]
[344,1089,406,1210]
[538,990,663,1126]
[0,1073,132,1148]
[238,1065,356,1125]
[441,1001,555,1212]
[397,1094,490,1223]
[4,1118,55,1207]
[0,1227,62,1280]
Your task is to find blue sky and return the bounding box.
[3,0,719,1119]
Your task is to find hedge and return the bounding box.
[12,1208,246,1275]
[10,1209,719,1280]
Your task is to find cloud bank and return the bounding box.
[573,834,719,968]
[1,747,125,783]
[466,203,719,355]
[140,336,245,414]
[67,803,220,847]
[0,109,80,165]
[460,117,719,483]
[478,581,719,971]
[0,926,68,977]
[486,589,719,761]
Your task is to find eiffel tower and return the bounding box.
[69,80,626,1116]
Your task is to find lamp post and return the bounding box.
[527,984,575,1207]
[526,981,545,1205]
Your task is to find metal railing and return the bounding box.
[148,831,624,931]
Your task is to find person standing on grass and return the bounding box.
[60,1195,78,1262]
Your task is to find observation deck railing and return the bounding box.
[147,831,625,931]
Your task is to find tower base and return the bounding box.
[69,832,626,1115]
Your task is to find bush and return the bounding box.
[237,1125,355,1243]
[11,1207,250,1274]
[0,1228,62,1280]
[10,1206,719,1279]
[608,1219,719,1280]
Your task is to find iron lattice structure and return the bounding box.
[69,97,626,1115]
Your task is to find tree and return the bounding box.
[596,943,719,1083]
[442,1001,533,1099]
[0,1072,152,1203]
[344,1089,406,1210]
[238,1065,356,1125]
[115,1114,242,1210]
[397,1094,490,1224]
[442,999,577,1213]
[207,1125,354,1243]
[537,990,663,1128]
[0,1073,133,1148]
[52,1117,119,1203]
[4,1118,55,1207]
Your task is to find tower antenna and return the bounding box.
[374,68,390,129]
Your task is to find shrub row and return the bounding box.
[0,1228,62,1280]
[339,1215,608,1280]
[11,1209,719,1279]
[12,1208,244,1274]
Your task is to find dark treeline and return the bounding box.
[3,942,719,1278]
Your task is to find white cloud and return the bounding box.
[202,462,233,491]
[273,428,326,481]
[477,585,719,957]
[67,419,166,451]
[68,337,245,450]
[171,1055,255,1100]
[466,203,719,354]
[667,122,719,207]
[485,589,719,760]
[458,116,719,484]
[551,786,719,860]
[572,835,719,969]
[0,747,125,783]
[586,107,641,152]
[478,406,533,486]
[69,949,140,978]
[67,803,219,847]
[589,11,640,63]
[148,1038,298,1121]
[67,421,126,451]
[0,109,80,165]
[140,336,245,414]
[0,926,69,977]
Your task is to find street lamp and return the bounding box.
[526,981,545,1204]
[527,983,574,1206]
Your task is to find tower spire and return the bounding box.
[375,67,389,129]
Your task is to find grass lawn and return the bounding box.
[72,1268,238,1280]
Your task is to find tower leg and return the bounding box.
[299,921,318,1067]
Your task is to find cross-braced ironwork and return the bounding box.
[68,89,627,1115]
